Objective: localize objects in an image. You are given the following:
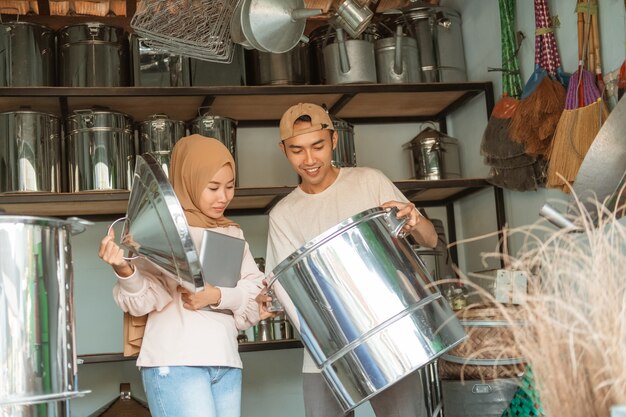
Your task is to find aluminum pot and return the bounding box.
[0,215,91,407]
[130,34,190,87]
[405,127,461,180]
[330,115,356,167]
[322,27,377,84]
[138,114,186,177]
[245,42,310,85]
[270,207,466,411]
[189,111,238,183]
[0,110,62,192]
[388,4,467,82]
[57,22,130,87]
[64,109,134,191]
[0,21,56,86]
[375,27,421,84]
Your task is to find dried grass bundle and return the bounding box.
[460,195,626,417]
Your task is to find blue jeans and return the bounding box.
[141,366,242,417]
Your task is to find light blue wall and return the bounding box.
[68,1,625,415]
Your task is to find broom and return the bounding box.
[481,0,544,191]
[509,0,567,157]
[546,0,609,191]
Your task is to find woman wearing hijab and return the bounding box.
[98,134,264,417]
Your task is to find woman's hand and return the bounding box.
[178,285,221,310]
[98,228,134,277]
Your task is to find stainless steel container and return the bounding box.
[191,45,246,86]
[330,115,356,167]
[375,30,421,84]
[0,110,62,192]
[323,27,377,84]
[270,207,466,411]
[138,114,186,177]
[189,111,238,182]
[57,23,130,87]
[0,215,91,407]
[405,127,461,180]
[130,34,190,87]
[389,5,467,82]
[65,109,134,191]
[245,42,310,85]
[0,21,56,86]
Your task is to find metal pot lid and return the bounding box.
[241,0,321,54]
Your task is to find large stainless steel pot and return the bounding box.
[375,27,421,84]
[57,22,130,87]
[0,21,56,86]
[0,110,62,193]
[330,115,356,167]
[387,4,467,82]
[189,111,238,183]
[138,114,186,177]
[64,109,134,191]
[0,215,91,408]
[245,42,310,85]
[405,126,461,180]
[130,34,190,87]
[270,207,466,411]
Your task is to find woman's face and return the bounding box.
[198,164,235,219]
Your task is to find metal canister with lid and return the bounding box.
[64,109,134,191]
[138,114,186,177]
[405,126,461,180]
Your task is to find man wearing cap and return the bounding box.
[263,102,437,417]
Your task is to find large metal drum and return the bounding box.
[0,110,62,192]
[138,114,186,177]
[65,109,134,191]
[57,23,129,87]
[270,207,466,411]
[330,115,356,167]
[0,216,90,408]
[0,21,56,86]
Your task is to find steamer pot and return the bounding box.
[64,109,134,191]
[405,127,461,180]
[0,110,62,192]
[0,215,91,407]
[270,207,466,411]
[330,115,356,167]
[57,22,130,87]
[0,21,56,86]
[138,114,186,177]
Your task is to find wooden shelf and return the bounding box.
[0,82,494,125]
[0,179,492,217]
[77,339,303,364]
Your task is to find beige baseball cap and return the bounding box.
[279,103,334,140]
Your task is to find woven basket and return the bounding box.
[439,305,526,380]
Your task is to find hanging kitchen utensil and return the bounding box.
[481,0,544,191]
[331,0,378,39]
[547,0,609,192]
[130,0,237,63]
[509,0,567,157]
[239,0,322,53]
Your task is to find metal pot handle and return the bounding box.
[66,217,95,235]
[384,207,409,238]
[107,216,140,260]
[393,25,404,75]
[336,28,351,74]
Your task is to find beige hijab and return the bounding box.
[169,134,239,228]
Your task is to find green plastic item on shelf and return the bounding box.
[501,366,546,417]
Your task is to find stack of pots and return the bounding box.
[138,114,187,177]
[0,110,62,192]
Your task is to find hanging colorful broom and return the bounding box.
[509,0,567,157]
[546,0,609,191]
[480,0,545,191]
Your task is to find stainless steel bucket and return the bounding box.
[138,114,186,177]
[0,215,91,407]
[189,112,238,182]
[330,115,356,167]
[375,31,421,84]
[0,110,62,192]
[57,22,130,87]
[389,5,467,82]
[130,34,190,87]
[270,207,466,411]
[64,109,134,191]
[0,21,56,86]
[323,27,377,84]
[405,127,461,180]
[245,42,310,85]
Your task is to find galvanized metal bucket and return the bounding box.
[0,215,92,407]
[270,207,466,411]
